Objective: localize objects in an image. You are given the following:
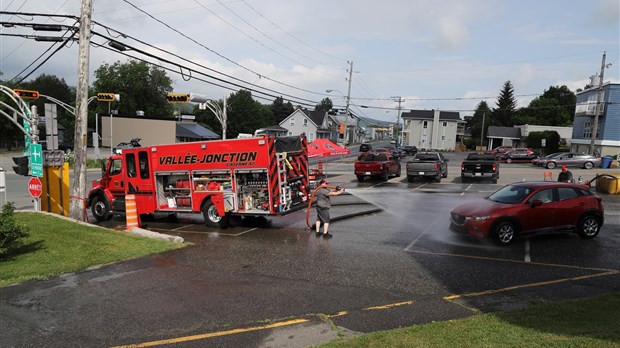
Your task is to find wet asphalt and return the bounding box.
[1,154,620,347]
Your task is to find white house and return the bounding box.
[401,110,463,150]
[279,108,339,142]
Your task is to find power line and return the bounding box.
[120,0,327,97]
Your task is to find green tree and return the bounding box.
[272,96,294,124]
[492,81,517,127]
[226,90,271,138]
[314,97,333,113]
[514,85,576,127]
[92,60,173,118]
[23,74,75,144]
[0,202,30,257]
[466,100,492,146]
[526,130,561,155]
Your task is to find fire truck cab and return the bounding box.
[87,135,309,228]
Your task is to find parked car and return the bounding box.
[375,146,403,160]
[499,148,537,163]
[359,143,372,152]
[406,152,449,183]
[536,153,602,169]
[449,181,604,245]
[113,138,142,154]
[461,152,499,183]
[486,145,513,157]
[532,152,569,166]
[354,152,401,181]
[402,145,418,156]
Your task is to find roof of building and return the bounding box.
[487,126,521,139]
[401,110,461,121]
[176,122,219,139]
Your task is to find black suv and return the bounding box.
[359,143,372,152]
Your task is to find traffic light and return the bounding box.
[166,93,190,103]
[13,89,40,100]
[12,156,29,176]
[97,93,117,102]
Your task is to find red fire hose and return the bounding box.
[305,184,341,228]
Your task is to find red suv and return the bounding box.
[449,182,604,245]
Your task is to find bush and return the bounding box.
[0,202,30,256]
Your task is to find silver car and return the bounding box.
[536,152,601,169]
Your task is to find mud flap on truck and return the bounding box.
[202,195,230,228]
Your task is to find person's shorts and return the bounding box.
[316,206,330,223]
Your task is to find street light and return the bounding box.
[326,89,350,144]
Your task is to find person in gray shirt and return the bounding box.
[315,178,345,238]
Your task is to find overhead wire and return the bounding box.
[91,22,320,106]
[120,0,328,97]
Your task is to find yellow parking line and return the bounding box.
[444,270,618,300]
[409,249,618,272]
[111,318,309,348]
[111,300,416,347]
[364,300,414,310]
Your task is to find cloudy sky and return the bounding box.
[1,0,619,122]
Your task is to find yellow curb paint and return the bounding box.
[111,318,309,348]
[444,270,619,300]
[364,300,414,311]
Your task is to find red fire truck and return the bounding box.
[87,135,309,228]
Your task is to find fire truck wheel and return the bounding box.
[91,195,111,222]
[202,200,230,228]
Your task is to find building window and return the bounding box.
[442,121,447,127]
[423,121,428,129]
[290,118,295,126]
[441,135,446,141]
[303,119,308,126]
[288,131,292,136]
[583,120,601,139]
[308,132,314,141]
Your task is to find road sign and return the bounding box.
[30,143,43,177]
[28,177,43,198]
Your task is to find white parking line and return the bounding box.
[524,238,531,262]
[172,224,194,231]
[460,184,472,195]
[410,183,428,192]
[403,215,441,251]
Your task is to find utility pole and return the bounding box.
[391,96,403,146]
[590,51,607,156]
[480,111,486,150]
[344,61,353,145]
[70,0,93,221]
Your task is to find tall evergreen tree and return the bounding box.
[492,81,517,127]
[467,100,492,146]
[272,96,294,124]
[314,97,333,113]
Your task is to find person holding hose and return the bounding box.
[315,178,345,238]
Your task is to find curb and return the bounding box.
[128,227,184,243]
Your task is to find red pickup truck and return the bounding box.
[354,152,401,182]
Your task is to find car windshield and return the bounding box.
[487,185,533,204]
[360,153,388,162]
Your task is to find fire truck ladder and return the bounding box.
[277,152,292,211]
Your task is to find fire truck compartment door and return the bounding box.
[211,194,226,216]
[124,150,155,210]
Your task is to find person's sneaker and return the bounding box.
[315,232,322,237]
[323,233,333,239]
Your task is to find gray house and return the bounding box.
[401,109,463,150]
[279,108,339,142]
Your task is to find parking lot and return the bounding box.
[1,155,619,347]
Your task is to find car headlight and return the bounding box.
[467,215,490,221]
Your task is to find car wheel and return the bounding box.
[583,162,594,169]
[546,162,557,169]
[407,175,415,183]
[356,175,365,182]
[492,221,517,245]
[442,169,448,178]
[91,195,111,222]
[492,177,498,184]
[202,199,229,228]
[506,158,512,163]
[434,174,441,183]
[577,215,601,239]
